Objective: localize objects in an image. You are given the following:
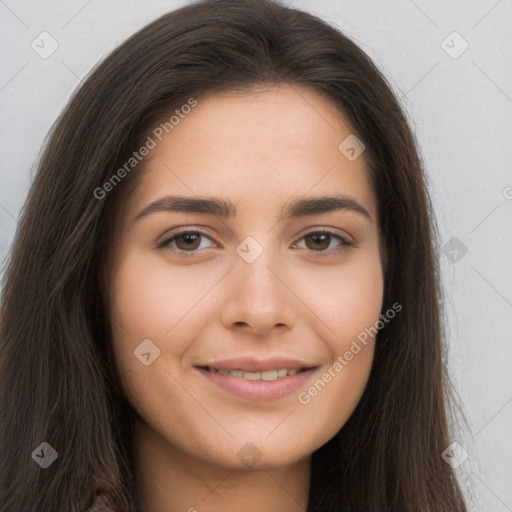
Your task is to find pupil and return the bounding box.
[309,234,329,250]
[179,233,200,250]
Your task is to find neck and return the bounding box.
[132,420,311,512]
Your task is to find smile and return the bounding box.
[196,358,318,402]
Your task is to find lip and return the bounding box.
[195,357,318,402]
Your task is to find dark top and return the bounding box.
[84,492,144,512]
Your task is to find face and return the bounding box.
[108,85,384,471]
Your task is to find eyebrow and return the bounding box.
[133,194,372,223]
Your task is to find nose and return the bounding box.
[220,248,298,337]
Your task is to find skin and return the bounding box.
[108,84,384,512]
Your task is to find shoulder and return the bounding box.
[83,493,116,512]
[82,491,144,512]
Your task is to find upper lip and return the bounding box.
[197,356,317,372]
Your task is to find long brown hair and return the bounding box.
[0,0,467,510]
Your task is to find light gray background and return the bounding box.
[1,1,511,510]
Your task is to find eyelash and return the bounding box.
[157,229,356,256]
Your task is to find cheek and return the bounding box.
[108,247,228,405]
[292,251,383,427]
[298,248,384,343]
[110,248,216,344]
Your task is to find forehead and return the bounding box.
[124,85,377,224]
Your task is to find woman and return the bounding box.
[0,0,468,510]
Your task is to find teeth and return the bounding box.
[207,367,302,380]
[243,371,261,381]
[261,370,277,381]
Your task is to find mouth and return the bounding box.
[195,358,318,402]
[200,366,310,381]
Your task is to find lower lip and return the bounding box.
[196,367,317,402]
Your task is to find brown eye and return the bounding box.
[174,232,202,251]
[304,233,331,251]
[158,231,214,253]
[294,230,355,253]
